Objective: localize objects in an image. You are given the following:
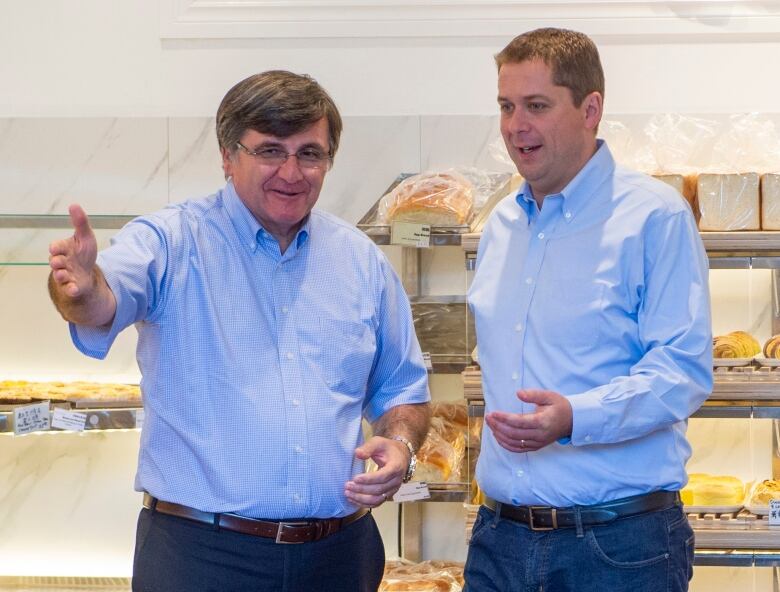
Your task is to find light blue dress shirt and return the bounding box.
[71,181,429,518]
[468,141,712,507]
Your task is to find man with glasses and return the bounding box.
[47,70,430,592]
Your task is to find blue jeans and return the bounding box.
[132,508,385,592]
[464,503,694,592]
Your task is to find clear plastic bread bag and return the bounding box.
[377,168,506,226]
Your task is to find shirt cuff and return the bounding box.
[567,389,606,445]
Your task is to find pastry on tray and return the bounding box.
[681,473,745,507]
[712,331,761,359]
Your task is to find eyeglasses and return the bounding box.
[235,142,332,170]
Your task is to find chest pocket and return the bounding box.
[317,318,377,395]
[531,279,606,352]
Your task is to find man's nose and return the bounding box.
[276,154,305,182]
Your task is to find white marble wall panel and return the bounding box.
[0,267,140,382]
[687,418,771,483]
[0,118,168,216]
[0,430,141,577]
[420,115,513,174]
[710,269,773,345]
[319,116,420,224]
[168,117,225,204]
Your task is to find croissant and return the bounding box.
[764,335,780,358]
[713,331,760,358]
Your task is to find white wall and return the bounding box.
[2,1,779,117]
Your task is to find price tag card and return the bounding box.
[390,222,430,248]
[13,402,50,435]
[422,352,433,372]
[51,407,87,432]
[770,500,780,525]
[135,408,145,430]
[392,482,431,503]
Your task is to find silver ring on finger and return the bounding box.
[520,439,526,448]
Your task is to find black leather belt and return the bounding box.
[143,493,369,543]
[484,490,680,531]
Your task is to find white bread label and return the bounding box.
[391,222,430,248]
[51,407,87,432]
[13,402,50,435]
[392,482,431,502]
[770,500,780,525]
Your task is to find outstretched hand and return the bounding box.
[48,204,98,299]
[485,389,573,453]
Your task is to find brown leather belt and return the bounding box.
[484,490,680,531]
[142,493,369,544]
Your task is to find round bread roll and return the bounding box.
[386,171,474,226]
[764,335,780,358]
[713,331,760,358]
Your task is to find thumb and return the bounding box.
[68,204,94,242]
[355,437,381,460]
[516,389,554,406]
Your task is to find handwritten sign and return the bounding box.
[14,402,50,435]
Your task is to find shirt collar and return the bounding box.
[514,139,615,224]
[223,180,310,256]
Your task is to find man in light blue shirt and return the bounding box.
[465,29,711,592]
[48,70,430,592]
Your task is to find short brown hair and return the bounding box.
[495,28,604,107]
[216,70,343,159]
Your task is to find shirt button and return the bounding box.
[292,399,300,406]
[585,435,592,442]
[564,211,572,219]
[511,372,518,380]
[525,277,533,285]
[282,306,289,314]
[295,445,304,453]
[286,352,294,360]
[537,232,545,239]
[516,469,524,477]
[293,493,301,502]
[515,323,523,332]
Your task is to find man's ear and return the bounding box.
[582,91,603,132]
[221,146,234,180]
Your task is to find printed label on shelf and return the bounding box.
[392,482,431,502]
[422,352,433,372]
[13,402,50,435]
[51,407,87,432]
[390,222,430,248]
[135,409,145,430]
[770,500,780,525]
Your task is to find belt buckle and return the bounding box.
[275,521,308,544]
[528,506,557,531]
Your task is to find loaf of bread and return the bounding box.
[385,171,474,226]
[0,380,141,404]
[682,473,745,506]
[762,173,780,230]
[713,331,761,358]
[750,480,780,505]
[697,173,760,231]
[381,560,464,591]
[653,173,699,223]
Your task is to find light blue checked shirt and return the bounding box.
[468,141,712,508]
[71,181,429,518]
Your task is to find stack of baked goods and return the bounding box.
[383,171,474,227]
[414,402,468,484]
[712,331,761,359]
[381,560,464,592]
[680,473,745,508]
[0,380,141,406]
